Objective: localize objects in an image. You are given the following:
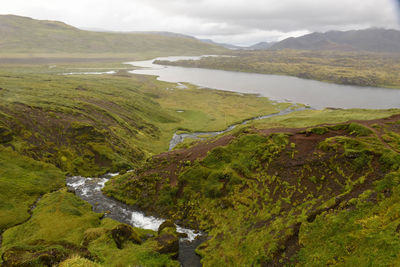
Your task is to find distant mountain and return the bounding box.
[0,15,226,55]
[131,31,196,39]
[245,41,276,50]
[199,39,243,50]
[270,28,400,53]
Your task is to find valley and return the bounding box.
[0,13,400,267]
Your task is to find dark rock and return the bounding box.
[66,187,76,194]
[177,232,188,238]
[158,220,176,235]
[156,233,179,258]
[111,224,141,249]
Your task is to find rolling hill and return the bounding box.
[0,15,226,56]
[245,41,276,50]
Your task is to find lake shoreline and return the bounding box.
[126,55,400,109]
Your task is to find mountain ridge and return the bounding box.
[269,28,400,53]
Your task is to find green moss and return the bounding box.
[0,147,64,231]
[0,126,13,143]
[0,189,179,267]
[252,109,399,131]
[297,172,400,267]
[0,64,287,176]
[307,126,329,135]
[104,115,400,266]
[380,150,400,171]
[59,256,101,267]
[347,122,373,136]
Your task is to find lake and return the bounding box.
[127,56,400,109]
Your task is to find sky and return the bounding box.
[1,0,400,46]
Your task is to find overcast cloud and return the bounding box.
[1,0,399,45]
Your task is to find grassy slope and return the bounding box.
[249,108,400,129]
[0,189,179,266]
[0,64,285,177]
[0,147,64,231]
[297,173,400,266]
[104,109,400,266]
[0,15,225,58]
[0,62,286,258]
[155,50,400,88]
[1,57,399,266]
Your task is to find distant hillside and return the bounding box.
[198,39,276,50]
[199,38,243,50]
[270,28,400,53]
[245,41,276,50]
[0,15,226,55]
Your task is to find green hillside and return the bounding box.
[0,62,287,231]
[0,63,289,266]
[0,15,226,57]
[104,111,400,266]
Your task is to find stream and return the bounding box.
[65,106,308,266]
[169,106,309,150]
[66,173,203,267]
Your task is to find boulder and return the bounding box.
[156,233,179,258]
[111,224,141,249]
[157,220,176,235]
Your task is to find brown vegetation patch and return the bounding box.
[146,135,235,186]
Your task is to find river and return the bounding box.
[126,55,400,109]
[66,174,204,267]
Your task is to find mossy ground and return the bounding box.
[105,112,400,266]
[1,60,400,266]
[0,188,179,266]
[0,63,288,266]
[0,64,286,176]
[0,146,64,231]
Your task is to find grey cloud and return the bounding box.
[0,0,399,45]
